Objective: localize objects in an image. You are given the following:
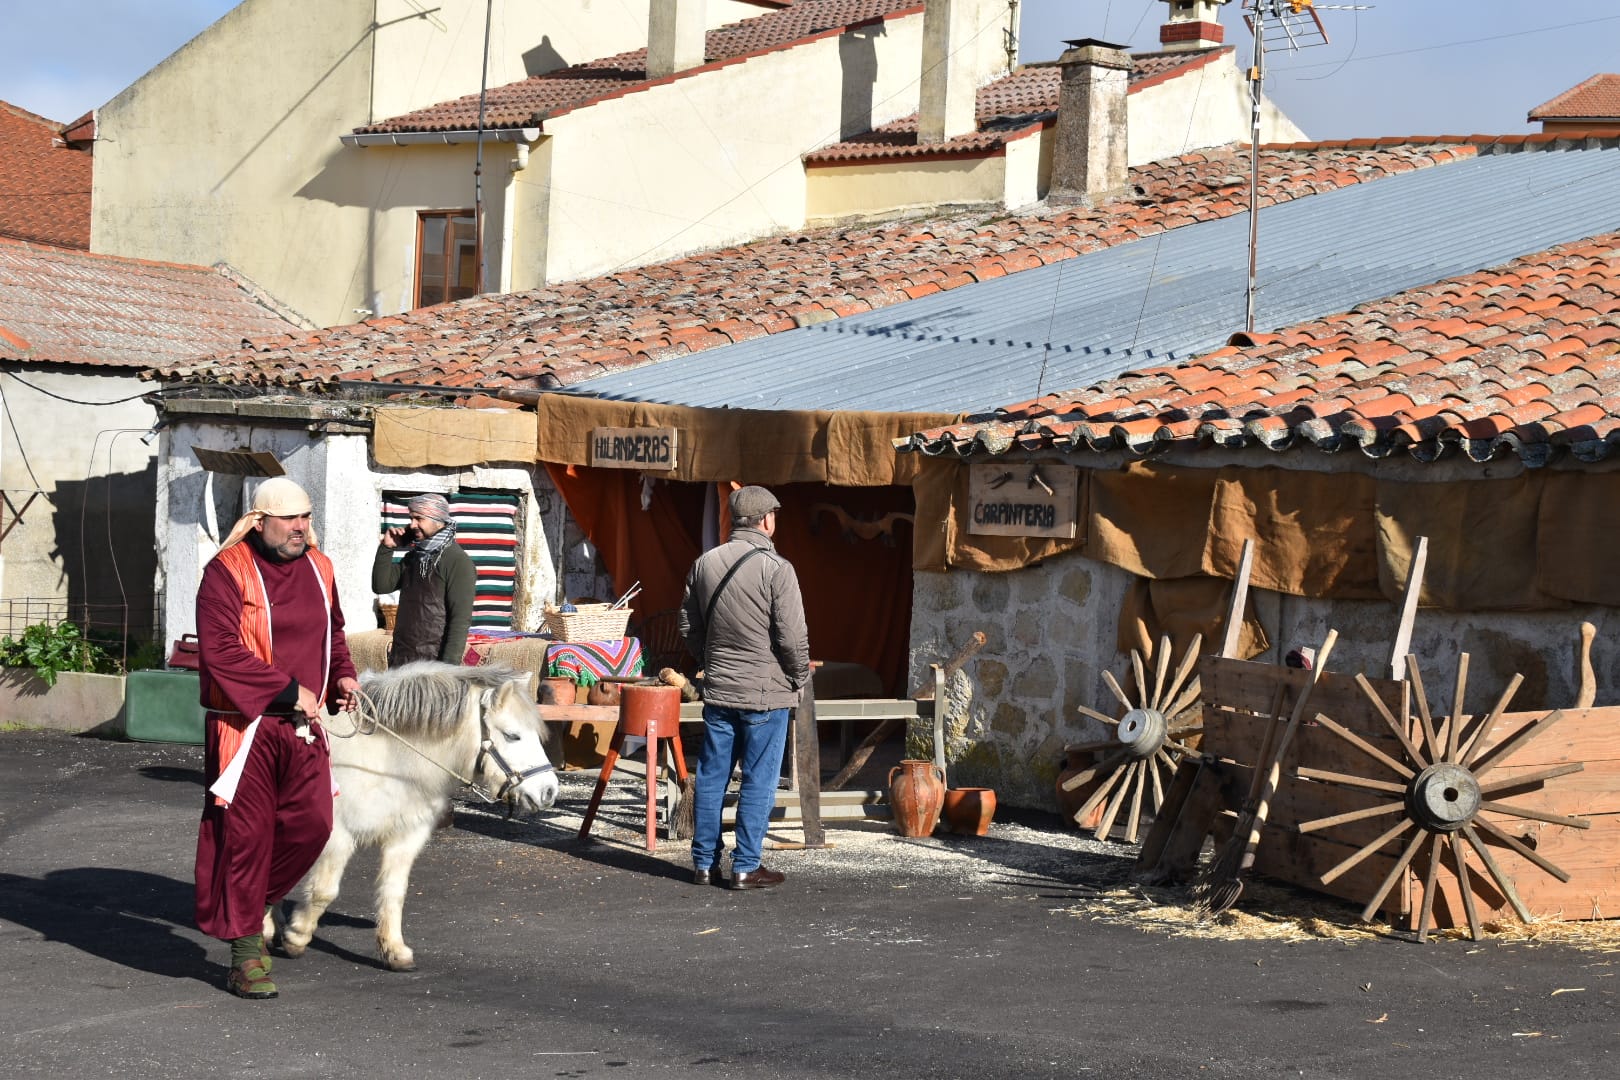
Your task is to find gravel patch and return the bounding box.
[451,768,1139,896]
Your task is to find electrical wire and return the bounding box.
[1,369,161,406]
[0,376,47,494]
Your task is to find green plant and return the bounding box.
[0,621,116,686]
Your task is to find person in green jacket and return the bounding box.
[373,493,476,667]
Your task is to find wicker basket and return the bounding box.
[544,603,632,643]
[379,602,399,633]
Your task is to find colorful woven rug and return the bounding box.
[545,638,644,685]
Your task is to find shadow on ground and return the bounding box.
[0,868,215,985]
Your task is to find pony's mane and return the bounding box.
[359,662,528,738]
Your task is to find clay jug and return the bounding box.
[586,683,622,709]
[539,677,576,706]
[888,759,946,837]
[941,787,997,836]
[586,680,622,707]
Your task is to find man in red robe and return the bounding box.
[194,477,359,999]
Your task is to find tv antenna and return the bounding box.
[1240,2,1370,332]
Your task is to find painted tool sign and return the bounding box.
[590,427,678,471]
[967,463,1078,538]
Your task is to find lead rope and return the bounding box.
[327,686,499,804]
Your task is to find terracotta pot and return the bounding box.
[941,787,996,836]
[1055,747,1107,830]
[887,759,946,837]
[539,677,576,706]
[586,680,622,707]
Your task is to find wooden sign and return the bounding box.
[589,427,678,471]
[967,463,1078,538]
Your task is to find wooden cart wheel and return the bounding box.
[1298,652,1591,941]
[1062,634,1205,844]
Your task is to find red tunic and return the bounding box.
[193,541,357,941]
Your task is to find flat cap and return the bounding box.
[729,485,780,522]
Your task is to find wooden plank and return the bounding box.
[1218,538,1255,660]
[1199,659,1403,735]
[1388,534,1428,680]
[537,698,928,726]
[1133,757,1201,874]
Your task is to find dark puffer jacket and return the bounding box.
[678,527,810,711]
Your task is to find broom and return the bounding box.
[657,668,700,840]
[1194,628,1338,916]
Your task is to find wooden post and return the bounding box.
[792,678,826,848]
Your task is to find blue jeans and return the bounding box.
[691,705,789,875]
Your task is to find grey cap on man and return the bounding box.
[729,485,780,523]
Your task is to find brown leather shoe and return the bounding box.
[692,867,719,886]
[226,958,278,999]
[729,866,784,890]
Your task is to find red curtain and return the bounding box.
[545,466,915,695]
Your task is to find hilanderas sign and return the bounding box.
[590,427,678,471]
[967,463,1078,538]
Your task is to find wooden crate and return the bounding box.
[1199,655,1620,929]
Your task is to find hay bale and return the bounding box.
[347,630,392,674]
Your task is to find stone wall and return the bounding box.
[909,552,1617,814]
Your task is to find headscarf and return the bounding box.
[406,493,458,578]
[218,477,317,551]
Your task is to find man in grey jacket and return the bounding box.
[680,485,811,890]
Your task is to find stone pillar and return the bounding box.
[1048,39,1134,206]
[647,0,707,80]
[918,0,978,144]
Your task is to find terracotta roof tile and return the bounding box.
[358,0,922,135]
[158,139,1479,393]
[805,48,1228,164]
[1529,74,1620,122]
[904,230,1620,466]
[0,239,302,369]
[0,101,91,249]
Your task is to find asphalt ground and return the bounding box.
[2,729,1615,1079]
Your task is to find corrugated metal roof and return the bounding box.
[566,144,1620,414]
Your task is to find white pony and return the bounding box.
[270,661,560,971]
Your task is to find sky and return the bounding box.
[2,1,1617,140]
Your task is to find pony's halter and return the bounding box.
[472,686,556,807]
[335,684,552,808]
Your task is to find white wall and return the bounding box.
[539,8,955,282]
[1129,58,1307,165]
[0,368,159,637]
[91,0,780,327]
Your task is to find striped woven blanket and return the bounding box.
[545,638,644,685]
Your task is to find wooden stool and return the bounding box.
[577,684,688,850]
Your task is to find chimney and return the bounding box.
[647,0,707,79]
[1048,39,1134,206]
[918,0,977,144]
[1158,0,1229,53]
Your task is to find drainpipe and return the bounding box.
[499,141,531,293]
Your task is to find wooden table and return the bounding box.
[537,697,934,839]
